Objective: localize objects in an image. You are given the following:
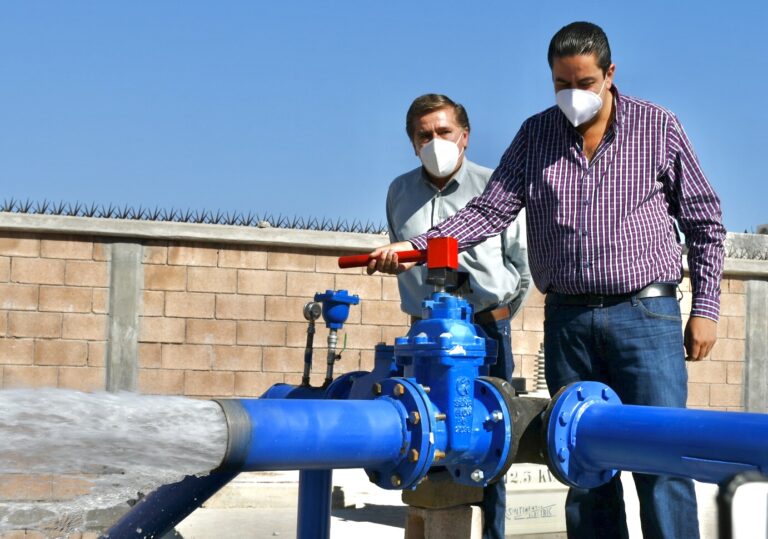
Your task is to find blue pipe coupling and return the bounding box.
[544,382,768,489]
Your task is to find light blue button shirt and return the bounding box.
[387,159,531,317]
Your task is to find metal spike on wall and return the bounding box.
[0,198,388,235]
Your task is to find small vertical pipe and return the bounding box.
[297,470,333,539]
[323,329,339,387]
[302,319,316,387]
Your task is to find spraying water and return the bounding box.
[0,388,228,537]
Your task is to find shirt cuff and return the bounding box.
[690,294,720,322]
[409,234,428,251]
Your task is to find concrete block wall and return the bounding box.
[136,241,409,398]
[0,221,760,412]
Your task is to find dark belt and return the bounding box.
[410,303,513,326]
[545,283,678,308]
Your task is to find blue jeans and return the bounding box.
[543,295,699,539]
[477,318,514,539]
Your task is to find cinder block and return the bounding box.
[720,294,746,317]
[339,324,383,350]
[212,345,262,371]
[144,264,186,291]
[267,250,315,272]
[265,296,310,322]
[215,294,265,320]
[686,360,726,384]
[64,260,108,287]
[41,238,93,260]
[360,350,375,371]
[526,289,545,308]
[237,321,286,346]
[0,256,10,281]
[687,383,710,407]
[168,244,219,267]
[361,300,408,326]
[218,247,267,269]
[165,291,216,318]
[184,370,235,396]
[143,243,168,264]
[727,316,745,339]
[286,322,312,347]
[51,474,93,500]
[710,339,745,362]
[262,346,305,373]
[92,242,111,261]
[88,341,106,367]
[522,307,544,332]
[333,274,382,301]
[238,269,286,295]
[511,329,543,356]
[138,369,185,395]
[382,325,409,345]
[0,283,39,310]
[62,313,107,340]
[186,319,236,345]
[382,275,400,300]
[138,342,162,368]
[34,340,87,366]
[234,371,284,397]
[58,366,105,391]
[0,310,7,336]
[3,365,58,388]
[0,338,34,365]
[11,257,65,285]
[0,236,40,257]
[139,316,186,344]
[710,383,743,407]
[142,290,165,316]
[0,473,52,501]
[92,288,109,314]
[726,362,743,385]
[728,278,745,294]
[8,312,62,339]
[287,271,336,298]
[317,252,360,274]
[188,267,237,293]
[39,286,92,313]
[161,343,213,370]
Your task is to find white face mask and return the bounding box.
[556,77,608,127]
[419,131,464,178]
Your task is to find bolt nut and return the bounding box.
[372,383,382,396]
[408,411,421,425]
[409,449,420,462]
[390,474,402,487]
[435,412,447,421]
[470,469,484,483]
[490,410,503,422]
[433,450,445,462]
[393,384,405,397]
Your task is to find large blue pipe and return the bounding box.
[574,404,768,482]
[225,398,405,470]
[546,382,768,489]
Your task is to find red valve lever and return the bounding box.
[338,250,425,269]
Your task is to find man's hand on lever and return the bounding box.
[366,241,417,275]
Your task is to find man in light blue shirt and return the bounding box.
[384,93,531,539]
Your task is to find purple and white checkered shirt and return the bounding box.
[411,87,725,321]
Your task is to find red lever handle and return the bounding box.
[338,249,426,269]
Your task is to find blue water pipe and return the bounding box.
[102,287,768,539]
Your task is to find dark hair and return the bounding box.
[547,21,612,73]
[405,94,470,140]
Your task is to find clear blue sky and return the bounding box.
[1,1,765,233]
